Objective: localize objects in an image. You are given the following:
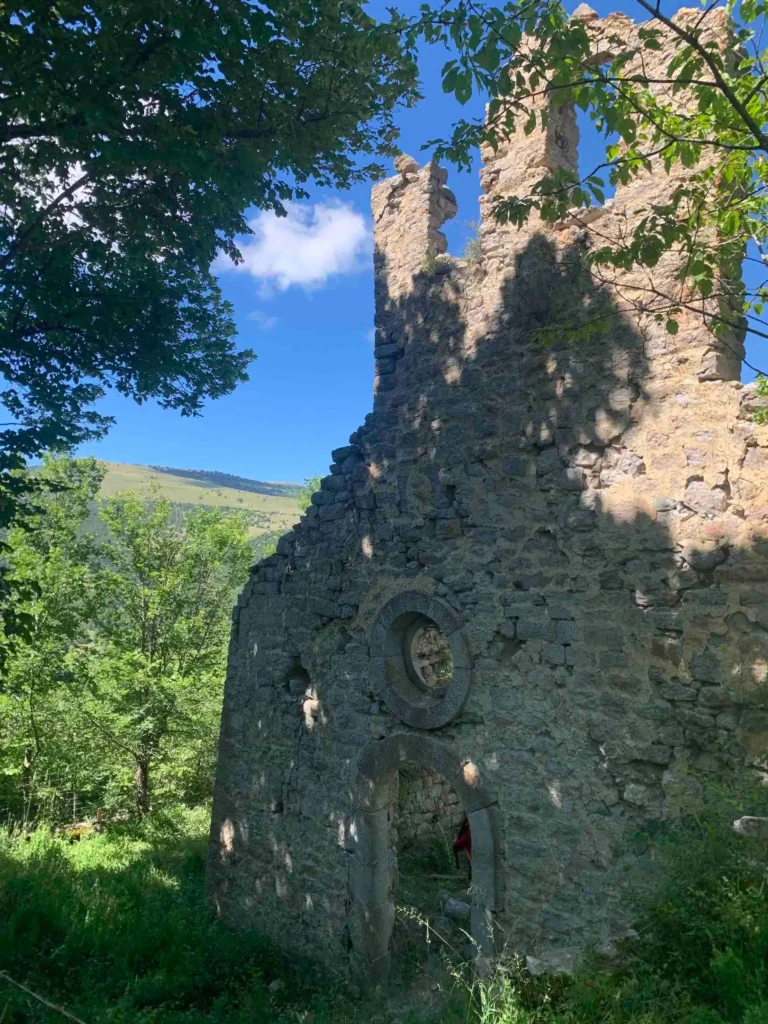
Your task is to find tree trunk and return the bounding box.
[21,745,35,825]
[134,759,150,816]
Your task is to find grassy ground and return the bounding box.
[1,793,768,1024]
[97,462,301,541]
[0,808,386,1024]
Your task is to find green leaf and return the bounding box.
[443,66,459,93]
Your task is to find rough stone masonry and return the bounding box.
[209,5,768,984]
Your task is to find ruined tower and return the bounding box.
[209,6,768,984]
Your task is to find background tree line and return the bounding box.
[0,456,252,822]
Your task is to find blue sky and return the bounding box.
[77,0,764,485]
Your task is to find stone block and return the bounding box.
[659,683,697,702]
[556,619,580,643]
[542,644,566,666]
[332,445,358,463]
[732,816,768,839]
[684,480,728,516]
[547,602,575,620]
[559,468,586,491]
[567,510,597,531]
[698,687,731,709]
[517,617,556,641]
[374,342,400,360]
[681,544,727,572]
[682,588,727,607]
[658,725,685,746]
[676,706,717,730]
[506,456,530,478]
[436,519,462,540]
[503,592,546,609]
[470,905,497,957]
[349,808,390,864]
[351,856,392,905]
[467,803,503,910]
[690,651,724,685]
[635,744,673,765]
[622,783,657,808]
[350,901,393,962]
[565,646,590,667]
[499,619,517,640]
[647,609,682,631]
[651,636,682,665]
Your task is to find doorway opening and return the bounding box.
[390,764,472,978]
[352,733,500,988]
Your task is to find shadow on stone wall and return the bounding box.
[208,224,768,977]
[366,227,768,807]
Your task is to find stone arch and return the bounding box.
[350,733,502,985]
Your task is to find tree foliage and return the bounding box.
[0,457,252,817]
[397,0,767,359]
[0,0,418,669]
[298,475,323,514]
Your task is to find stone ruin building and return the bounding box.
[209,5,768,985]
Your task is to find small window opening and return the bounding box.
[575,110,617,208]
[283,658,310,697]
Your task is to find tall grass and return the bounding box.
[1,786,767,1024]
[0,808,359,1023]
[470,782,768,1024]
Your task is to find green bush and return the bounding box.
[471,781,768,1024]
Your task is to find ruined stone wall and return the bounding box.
[208,5,768,984]
[393,766,464,848]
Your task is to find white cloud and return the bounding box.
[221,202,370,291]
[365,328,376,345]
[247,310,278,330]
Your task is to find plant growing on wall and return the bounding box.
[298,476,324,514]
[395,0,768,366]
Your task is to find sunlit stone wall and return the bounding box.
[208,5,768,983]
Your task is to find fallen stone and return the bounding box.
[732,816,768,839]
[443,897,471,919]
[432,914,452,936]
[525,947,579,977]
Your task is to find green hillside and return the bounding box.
[98,462,301,552]
[149,465,302,498]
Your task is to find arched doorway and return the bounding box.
[350,733,502,985]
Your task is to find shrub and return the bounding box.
[471,779,768,1024]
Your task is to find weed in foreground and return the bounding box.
[1,782,768,1024]
[0,808,379,1023]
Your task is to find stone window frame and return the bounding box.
[350,733,502,987]
[369,592,472,729]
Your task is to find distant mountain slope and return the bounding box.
[98,462,301,548]
[149,465,302,498]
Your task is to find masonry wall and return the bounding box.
[208,5,768,980]
[394,767,464,848]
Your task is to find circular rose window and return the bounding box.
[369,592,471,729]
